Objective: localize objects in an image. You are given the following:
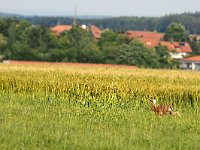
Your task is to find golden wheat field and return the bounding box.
[0,62,200,150]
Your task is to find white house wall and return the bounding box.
[170,52,187,59]
[180,61,200,70]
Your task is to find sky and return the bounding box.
[0,0,200,17]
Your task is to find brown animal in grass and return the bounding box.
[149,98,180,117]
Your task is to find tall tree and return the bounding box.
[66,26,89,62]
[155,45,173,68]
[0,34,7,61]
[129,40,160,68]
[7,22,17,48]
[79,42,103,63]
[16,20,32,41]
[97,30,117,49]
[190,37,200,55]
[115,44,134,65]
[0,18,18,37]
[164,22,188,42]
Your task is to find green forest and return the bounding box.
[25,12,200,34]
[0,12,200,68]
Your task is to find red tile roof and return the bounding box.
[138,37,160,48]
[127,30,164,39]
[51,25,72,35]
[160,42,192,53]
[51,24,101,38]
[90,25,101,39]
[127,30,164,48]
[182,56,200,62]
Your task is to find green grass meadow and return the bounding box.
[0,64,200,150]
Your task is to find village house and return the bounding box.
[159,41,192,59]
[126,30,192,59]
[180,56,200,70]
[51,25,72,36]
[50,24,101,39]
[90,25,102,39]
[126,30,164,48]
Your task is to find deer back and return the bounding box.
[156,105,173,115]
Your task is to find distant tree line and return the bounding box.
[21,12,200,34]
[0,17,200,68]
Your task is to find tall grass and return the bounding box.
[0,64,200,149]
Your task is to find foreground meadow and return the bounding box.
[0,63,200,150]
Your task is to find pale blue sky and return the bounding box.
[0,0,199,16]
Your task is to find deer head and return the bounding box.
[150,97,156,105]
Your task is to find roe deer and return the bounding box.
[149,97,180,117]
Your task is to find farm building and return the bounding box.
[180,56,200,70]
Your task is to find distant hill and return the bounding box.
[0,12,110,19]
[0,12,22,17]
[1,11,200,34]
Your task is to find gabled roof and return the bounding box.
[90,25,101,39]
[182,56,200,62]
[127,30,164,39]
[51,25,72,35]
[138,37,161,48]
[126,30,164,48]
[50,24,102,38]
[160,42,192,53]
